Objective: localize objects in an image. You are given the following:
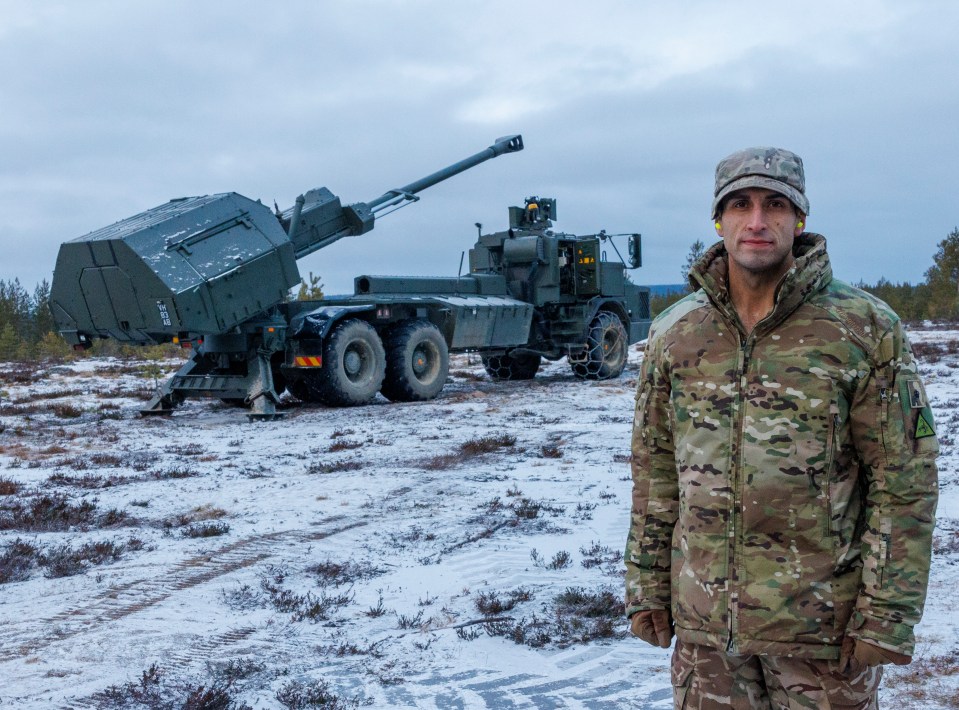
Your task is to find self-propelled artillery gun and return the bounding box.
[50,136,524,418]
[51,135,651,418]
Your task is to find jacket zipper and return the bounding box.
[726,337,752,652]
[878,378,889,458]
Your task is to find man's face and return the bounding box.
[716,187,803,278]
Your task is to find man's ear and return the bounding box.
[794,213,806,237]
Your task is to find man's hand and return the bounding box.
[838,636,912,672]
[630,609,673,648]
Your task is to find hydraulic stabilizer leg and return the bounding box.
[246,350,283,421]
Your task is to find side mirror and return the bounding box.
[627,233,642,269]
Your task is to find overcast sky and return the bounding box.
[2,0,958,296]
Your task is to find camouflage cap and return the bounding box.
[711,146,809,219]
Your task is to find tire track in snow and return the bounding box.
[0,516,365,664]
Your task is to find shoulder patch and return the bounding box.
[915,411,936,439]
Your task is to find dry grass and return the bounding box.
[0,365,39,384]
[539,444,563,458]
[41,539,126,578]
[481,586,625,649]
[579,540,621,570]
[166,504,227,529]
[420,434,517,470]
[96,662,250,710]
[911,339,959,364]
[474,587,533,616]
[306,457,365,474]
[933,519,959,555]
[1,535,146,583]
[0,493,103,531]
[46,472,134,489]
[0,476,21,495]
[885,650,959,708]
[275,678,361,709]
[328,439,364,453]
[150,465,198,480]
[182,522,230,538]
[259,570,354,623]
[306,558,382,586]
[9,387,85,403]
[0,538,38,584]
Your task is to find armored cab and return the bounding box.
[467,196,649,380]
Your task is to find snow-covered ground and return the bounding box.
[0,330,956,709]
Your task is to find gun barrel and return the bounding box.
[287,134,523,259]
[367,134,524,211]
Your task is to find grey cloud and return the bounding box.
[1,0,957,295]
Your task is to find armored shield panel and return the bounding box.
[51,193,300,345]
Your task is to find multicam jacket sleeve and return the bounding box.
[845,319,939,654]
[625,307,684,618]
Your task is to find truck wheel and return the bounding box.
[286,376,316,402]
[482,351,541,381]
[381,320,449,402]
[290,319,386,406]
[571,311,628,380]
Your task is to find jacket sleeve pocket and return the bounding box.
[899,376,938,457]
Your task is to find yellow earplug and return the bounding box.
[714,222,721,230]
[797,221,804,229]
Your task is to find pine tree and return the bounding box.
[0,323,20,361]
[0,279,31,338]
[35,331,71,361]
[680,239,706,286]
[31,280,57,342]
[296,272,325,301]
[924,227,959,319]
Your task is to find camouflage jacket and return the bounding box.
[626,233,938,658]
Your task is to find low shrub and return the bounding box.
[183,522,230,539]
[474,587,533,616]
[0,537,39,584]
[482,586,625,649]
[420,434,518,470]
[275,678,361,710]
[41,539,125,578]
[0,493,97,531]
[0,476,20,495]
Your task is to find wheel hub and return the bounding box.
[412,346,430,377]
[344,348,363,377]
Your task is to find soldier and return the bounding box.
[625,147,939,708]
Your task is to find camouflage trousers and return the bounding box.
[671,640,882,709]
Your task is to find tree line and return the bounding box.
[0,280,68,361]
[652,227,959,322]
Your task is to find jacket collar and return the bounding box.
[689,233,832,335]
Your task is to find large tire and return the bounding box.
[286,376,315,403]
[380,320,449,402]
[289,319,385,406]
[482,351,541,381]
[571,311,628,380]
